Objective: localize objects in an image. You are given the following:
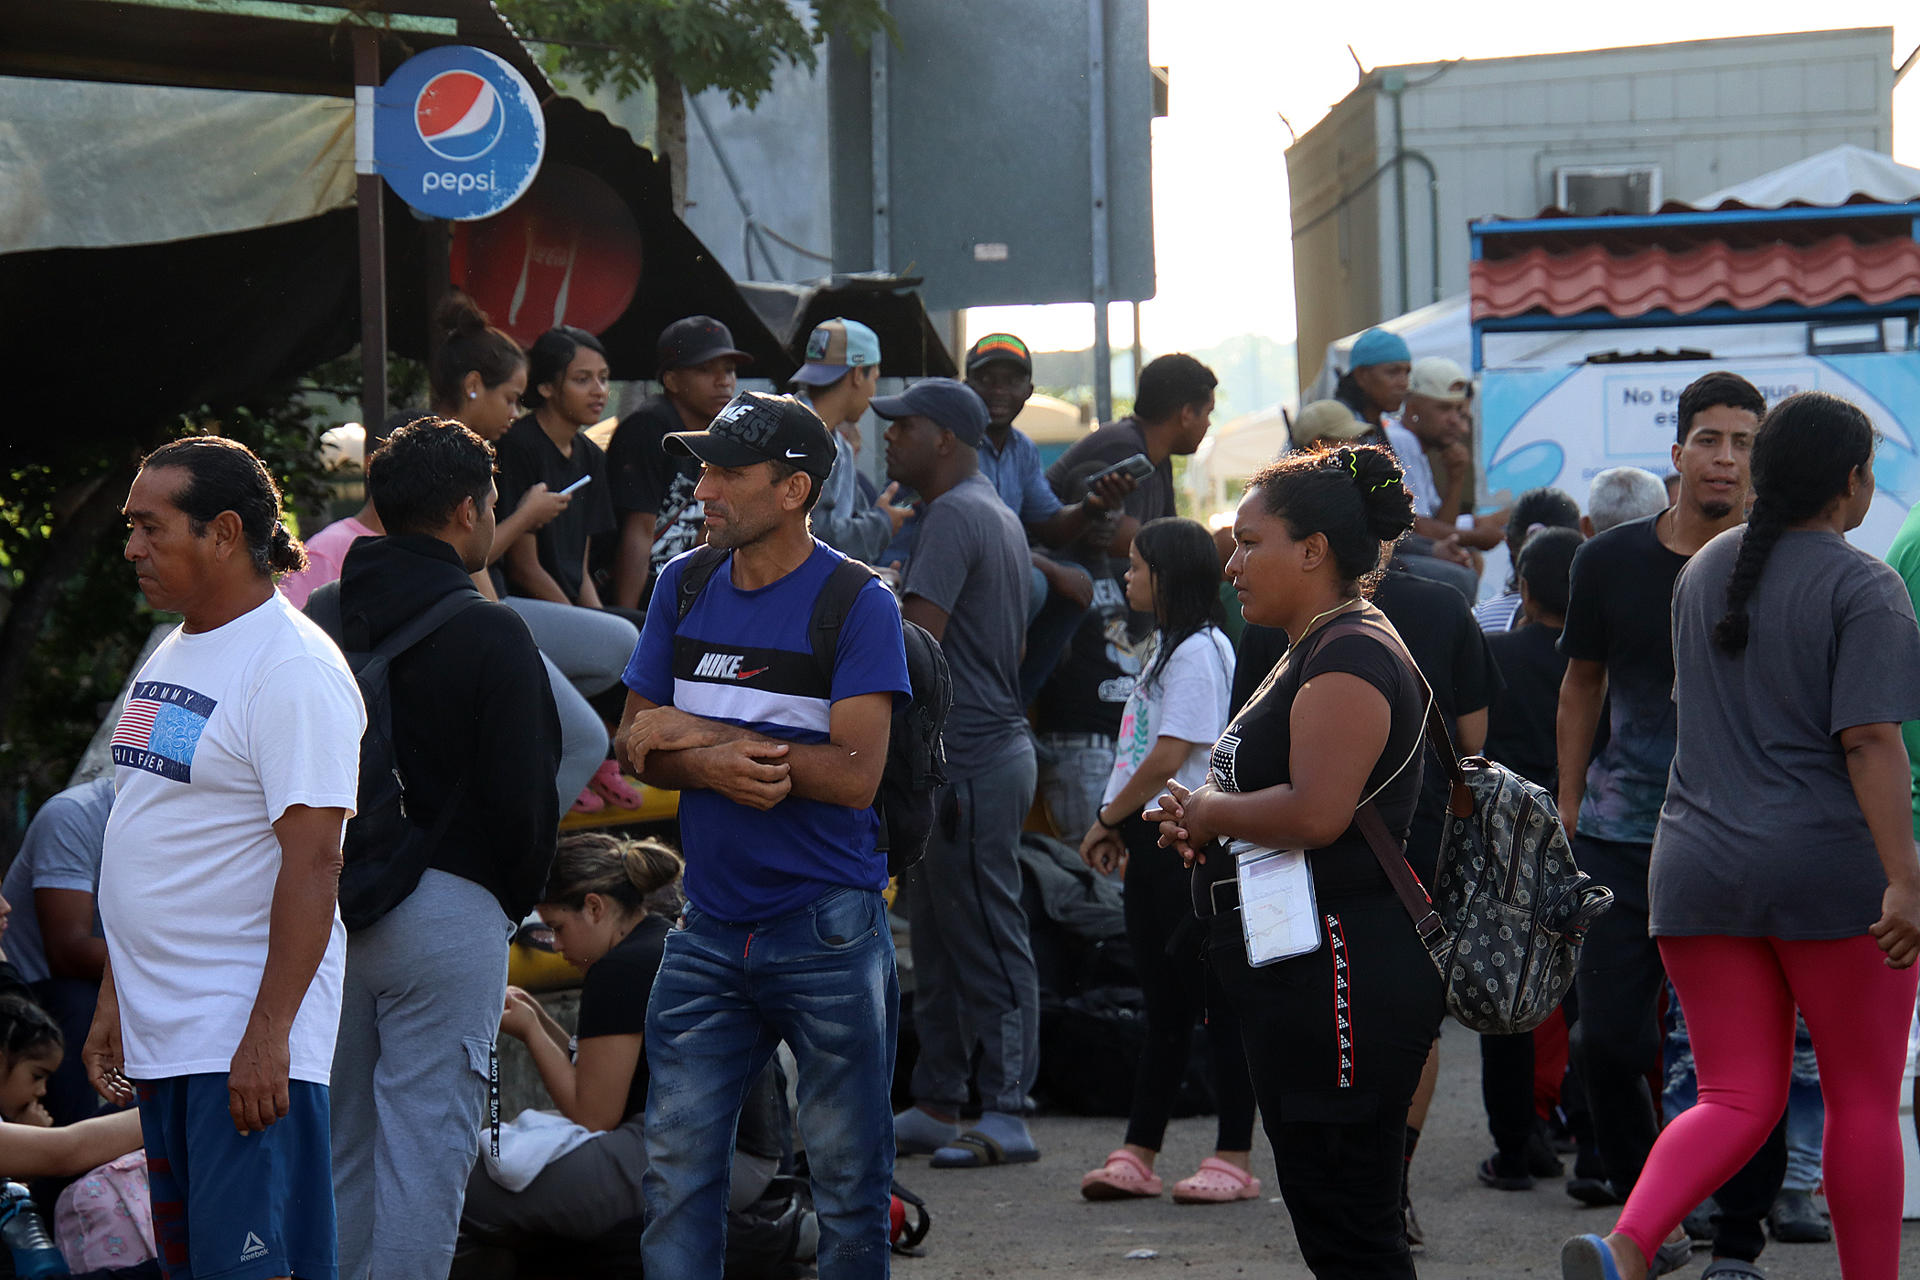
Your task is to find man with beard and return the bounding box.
[616,391,911,1279]
[607,316,753,608]
[1555,370,1788,1273]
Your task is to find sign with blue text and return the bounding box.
[373,46,544,221]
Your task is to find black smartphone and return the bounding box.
[1087,452,1153,491]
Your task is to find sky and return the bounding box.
[964,1,1919,357]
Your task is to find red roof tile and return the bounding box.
[1469,234,1920,321]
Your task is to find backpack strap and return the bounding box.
[303,580,485,661]
[370,587,489,664]
[808,557,881,683]
[675,545,732,626]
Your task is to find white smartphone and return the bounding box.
[558,475,593,497]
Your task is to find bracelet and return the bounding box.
[1094,809,1117,831]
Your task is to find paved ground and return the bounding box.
[889,1022,1920,1279]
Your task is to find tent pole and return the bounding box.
[353,25,389,442]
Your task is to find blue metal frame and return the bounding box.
[1470,201,1920,240]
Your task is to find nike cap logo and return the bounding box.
[785,448,808,458]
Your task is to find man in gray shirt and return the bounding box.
[3,775,113,1124]
[877,378,1042,1169]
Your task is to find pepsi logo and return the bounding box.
[415,71,503,161]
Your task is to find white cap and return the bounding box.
[1407,356,1472,405]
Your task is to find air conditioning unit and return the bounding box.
[1555,165,1662,215]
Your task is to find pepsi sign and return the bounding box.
[373,46,544,221]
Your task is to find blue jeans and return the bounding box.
[642,887,898,1280]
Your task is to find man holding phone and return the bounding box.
[1045,353,1218,560]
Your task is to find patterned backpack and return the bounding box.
[1316,620,1614,1035]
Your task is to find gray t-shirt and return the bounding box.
[1652,527,1920,939]
[2,776,113,985]
[901,473,1031,777]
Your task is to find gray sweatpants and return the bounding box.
[331,870,514,1280]
[906,744,1041,1115]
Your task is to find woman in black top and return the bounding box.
[461,833,681,1241]
[1150,445,1443,1278]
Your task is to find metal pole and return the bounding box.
[1088,0,1112,422]
[1130,300,1143,386]
[352,26,389,441]
[870,23,890,273]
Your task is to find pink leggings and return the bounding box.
[1616,934,1919,1278]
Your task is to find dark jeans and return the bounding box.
[1479,984,1583,1165]
[1570,835,1784,1262]
[1217,895,1445,1279]
[1119,818,1256,1153]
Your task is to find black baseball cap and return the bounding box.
[665,392,835,480]
[870,378,990,447]
[965,332,1033,374]
[657,315,753,371]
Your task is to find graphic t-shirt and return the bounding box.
[99,594,364,1084]
[624,542,911,922]
[1557,513,1688,846]
[1103,627,1235,808]
[1033,560,1140,737]
[2,777,113,986]
[575,913,671,1122]
[606,397,705,590]
[1653,528,1920,939]
[495,415,616,603]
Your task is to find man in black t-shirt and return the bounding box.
[1045,354,1217,560]
[605,316,753,608]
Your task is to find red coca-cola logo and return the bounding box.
[450,163,642,345]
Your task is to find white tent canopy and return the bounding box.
[1690,144,1920,210]
[0,76,353,254]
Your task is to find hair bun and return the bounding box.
[1330,445,1417,543]
[434,290,491,339]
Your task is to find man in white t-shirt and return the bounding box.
[88,436,365,1280]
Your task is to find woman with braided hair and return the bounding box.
[1150,444,1443,1276]
[1561,391,1920,1280]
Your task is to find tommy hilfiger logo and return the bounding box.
[240,1232,268,1262]
[692,652,768,681]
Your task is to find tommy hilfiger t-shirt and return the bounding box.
[624,541,911,922]
[100,593,364,1085]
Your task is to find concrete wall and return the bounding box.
[1285,87,1383,382]
[1287,27,1896,385]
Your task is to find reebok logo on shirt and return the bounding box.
[692,651,768,681]
[240,1232,269,1263]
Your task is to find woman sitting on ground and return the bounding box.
[460,834,681,1243]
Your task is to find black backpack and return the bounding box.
[305,580,486,931]
[676,546,951,874]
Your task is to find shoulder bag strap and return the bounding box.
[1301,617,1454,957]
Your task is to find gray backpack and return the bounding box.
[1316,619,1614,1035]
